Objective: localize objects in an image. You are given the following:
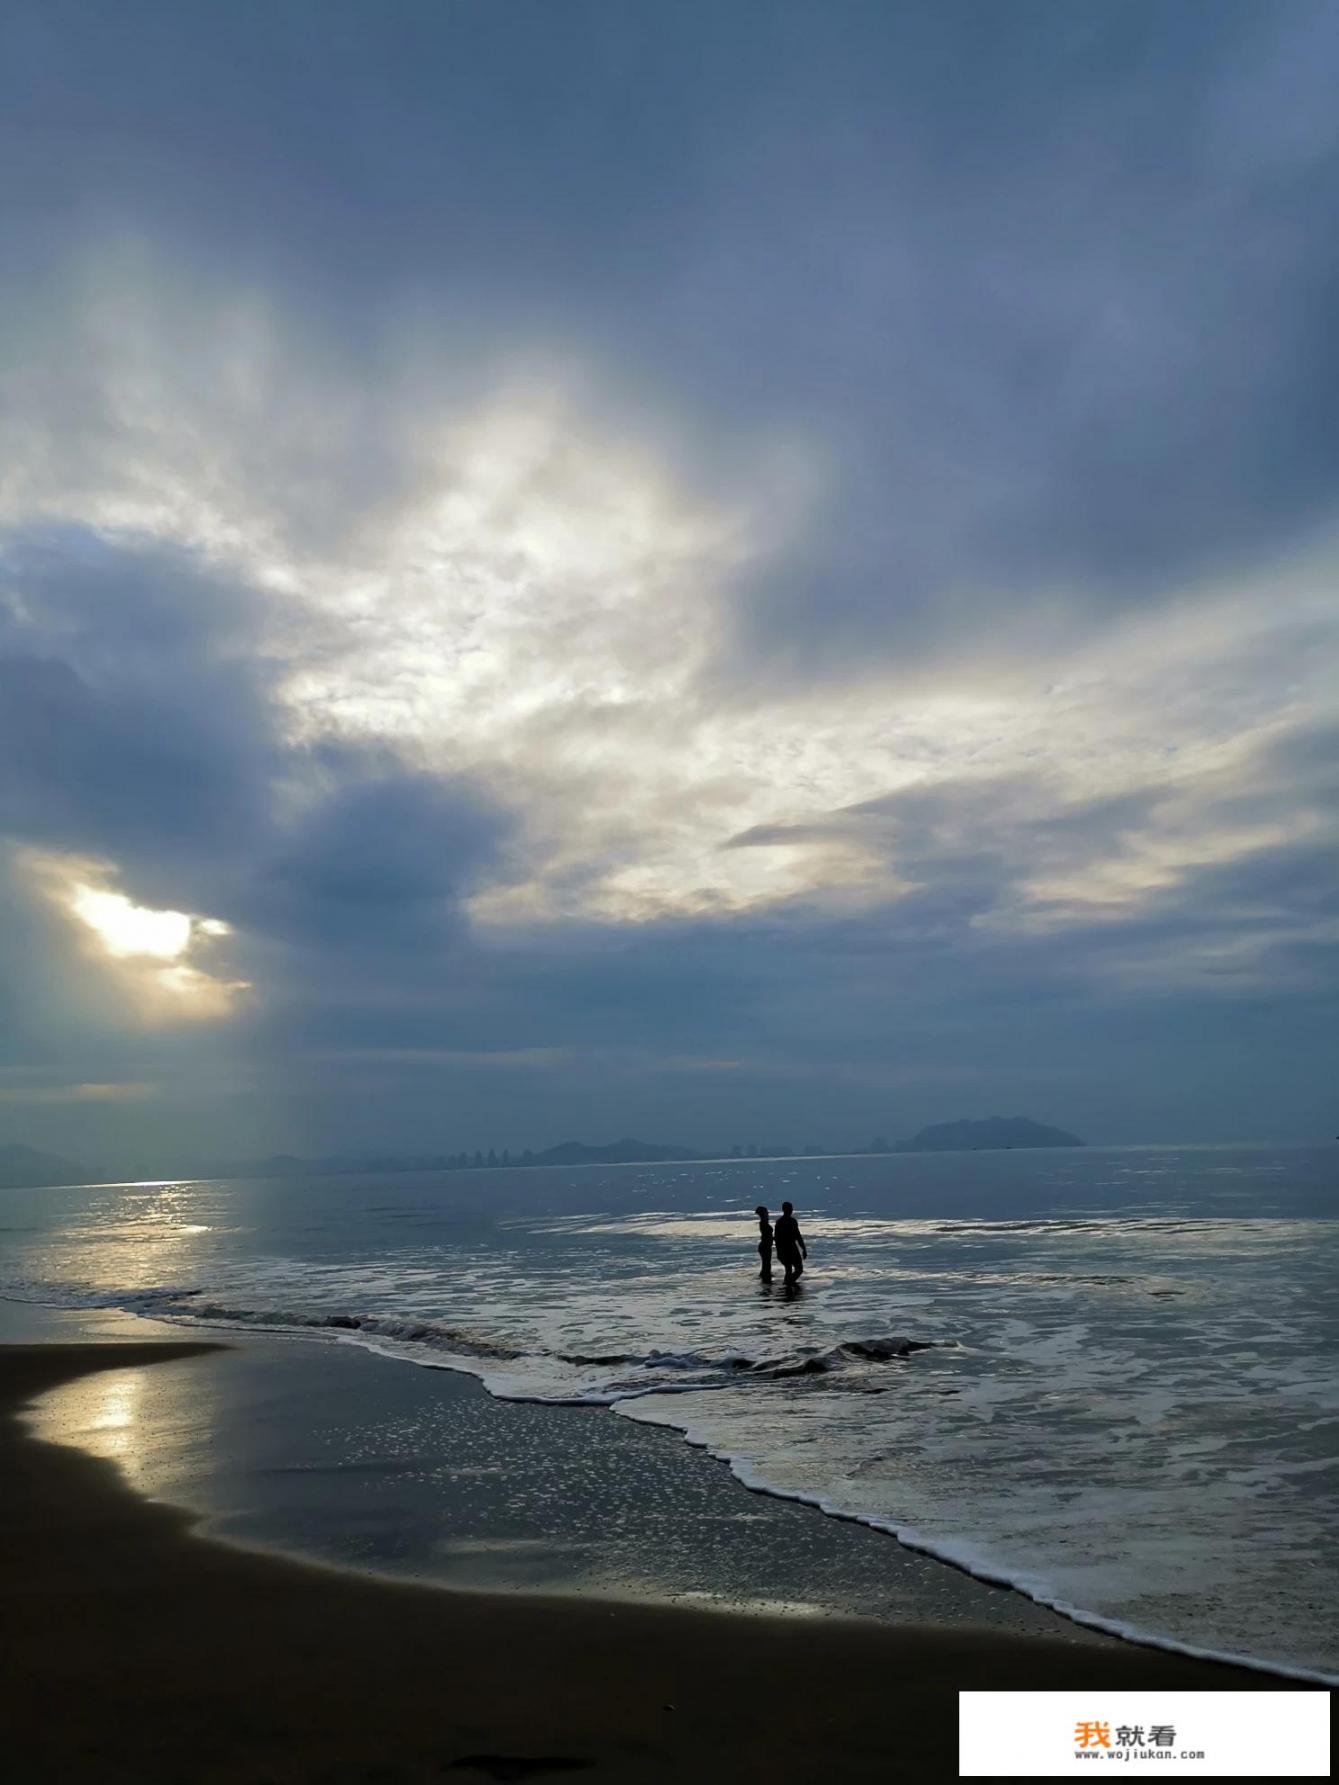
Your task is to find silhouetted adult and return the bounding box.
[773,1201,807,1286]
[754,1205,774,1282]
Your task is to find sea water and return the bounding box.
[1,1144,1335,1679]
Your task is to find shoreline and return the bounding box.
[18,1294,1335,1684]
[8,1299,1096,1636]
[334,1327,1339,1685]
[634,1398,1339,1686]
[1,1341,1300,1782]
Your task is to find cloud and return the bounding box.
[240,765,510,954]
[0,529,279,900]
[0,2,1336,1157]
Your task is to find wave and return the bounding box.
[656,1416,1339,1687]
[0,1280,950,1403]
[6,1275,1333,1687]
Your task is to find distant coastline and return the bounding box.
[2,1115,1085,1189]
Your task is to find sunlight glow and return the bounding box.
[67,885,197,959]
[23,851,251,1023]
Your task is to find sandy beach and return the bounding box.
[1,1340,1292,1783]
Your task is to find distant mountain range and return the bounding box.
[897,1116,1083,1152]
[0,1117,1084,1189]
[0,1143,92,1188]
[202,1137,706,1177]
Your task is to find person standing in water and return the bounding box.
[754,1205,774,1282]
[773,1201,807,1286]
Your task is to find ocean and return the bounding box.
[2,1143,1335,1680]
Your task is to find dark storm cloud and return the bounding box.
[239,767,509,953]
[6,2,1339,675]
[0,532,278,898]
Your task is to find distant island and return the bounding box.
[897,1116,1083,1152]
[0,1118,1085,1189]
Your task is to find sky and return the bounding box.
[1,0,1336,1170]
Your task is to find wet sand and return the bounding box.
[0,1341,1286,1782]
[7,1299,1127,1629]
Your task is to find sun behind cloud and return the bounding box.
[25,852,249,1023]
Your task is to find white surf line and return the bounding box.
[625,1402,1339,1689]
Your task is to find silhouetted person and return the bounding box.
[774,1200,807,1286]
[754,1205,774,1282]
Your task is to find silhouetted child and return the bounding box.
[754,1205,774,1282]
[773,1201,807,1286]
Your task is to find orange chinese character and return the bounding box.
[1075,1720,1112,1748]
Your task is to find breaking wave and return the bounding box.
[1,1278,951,1405]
